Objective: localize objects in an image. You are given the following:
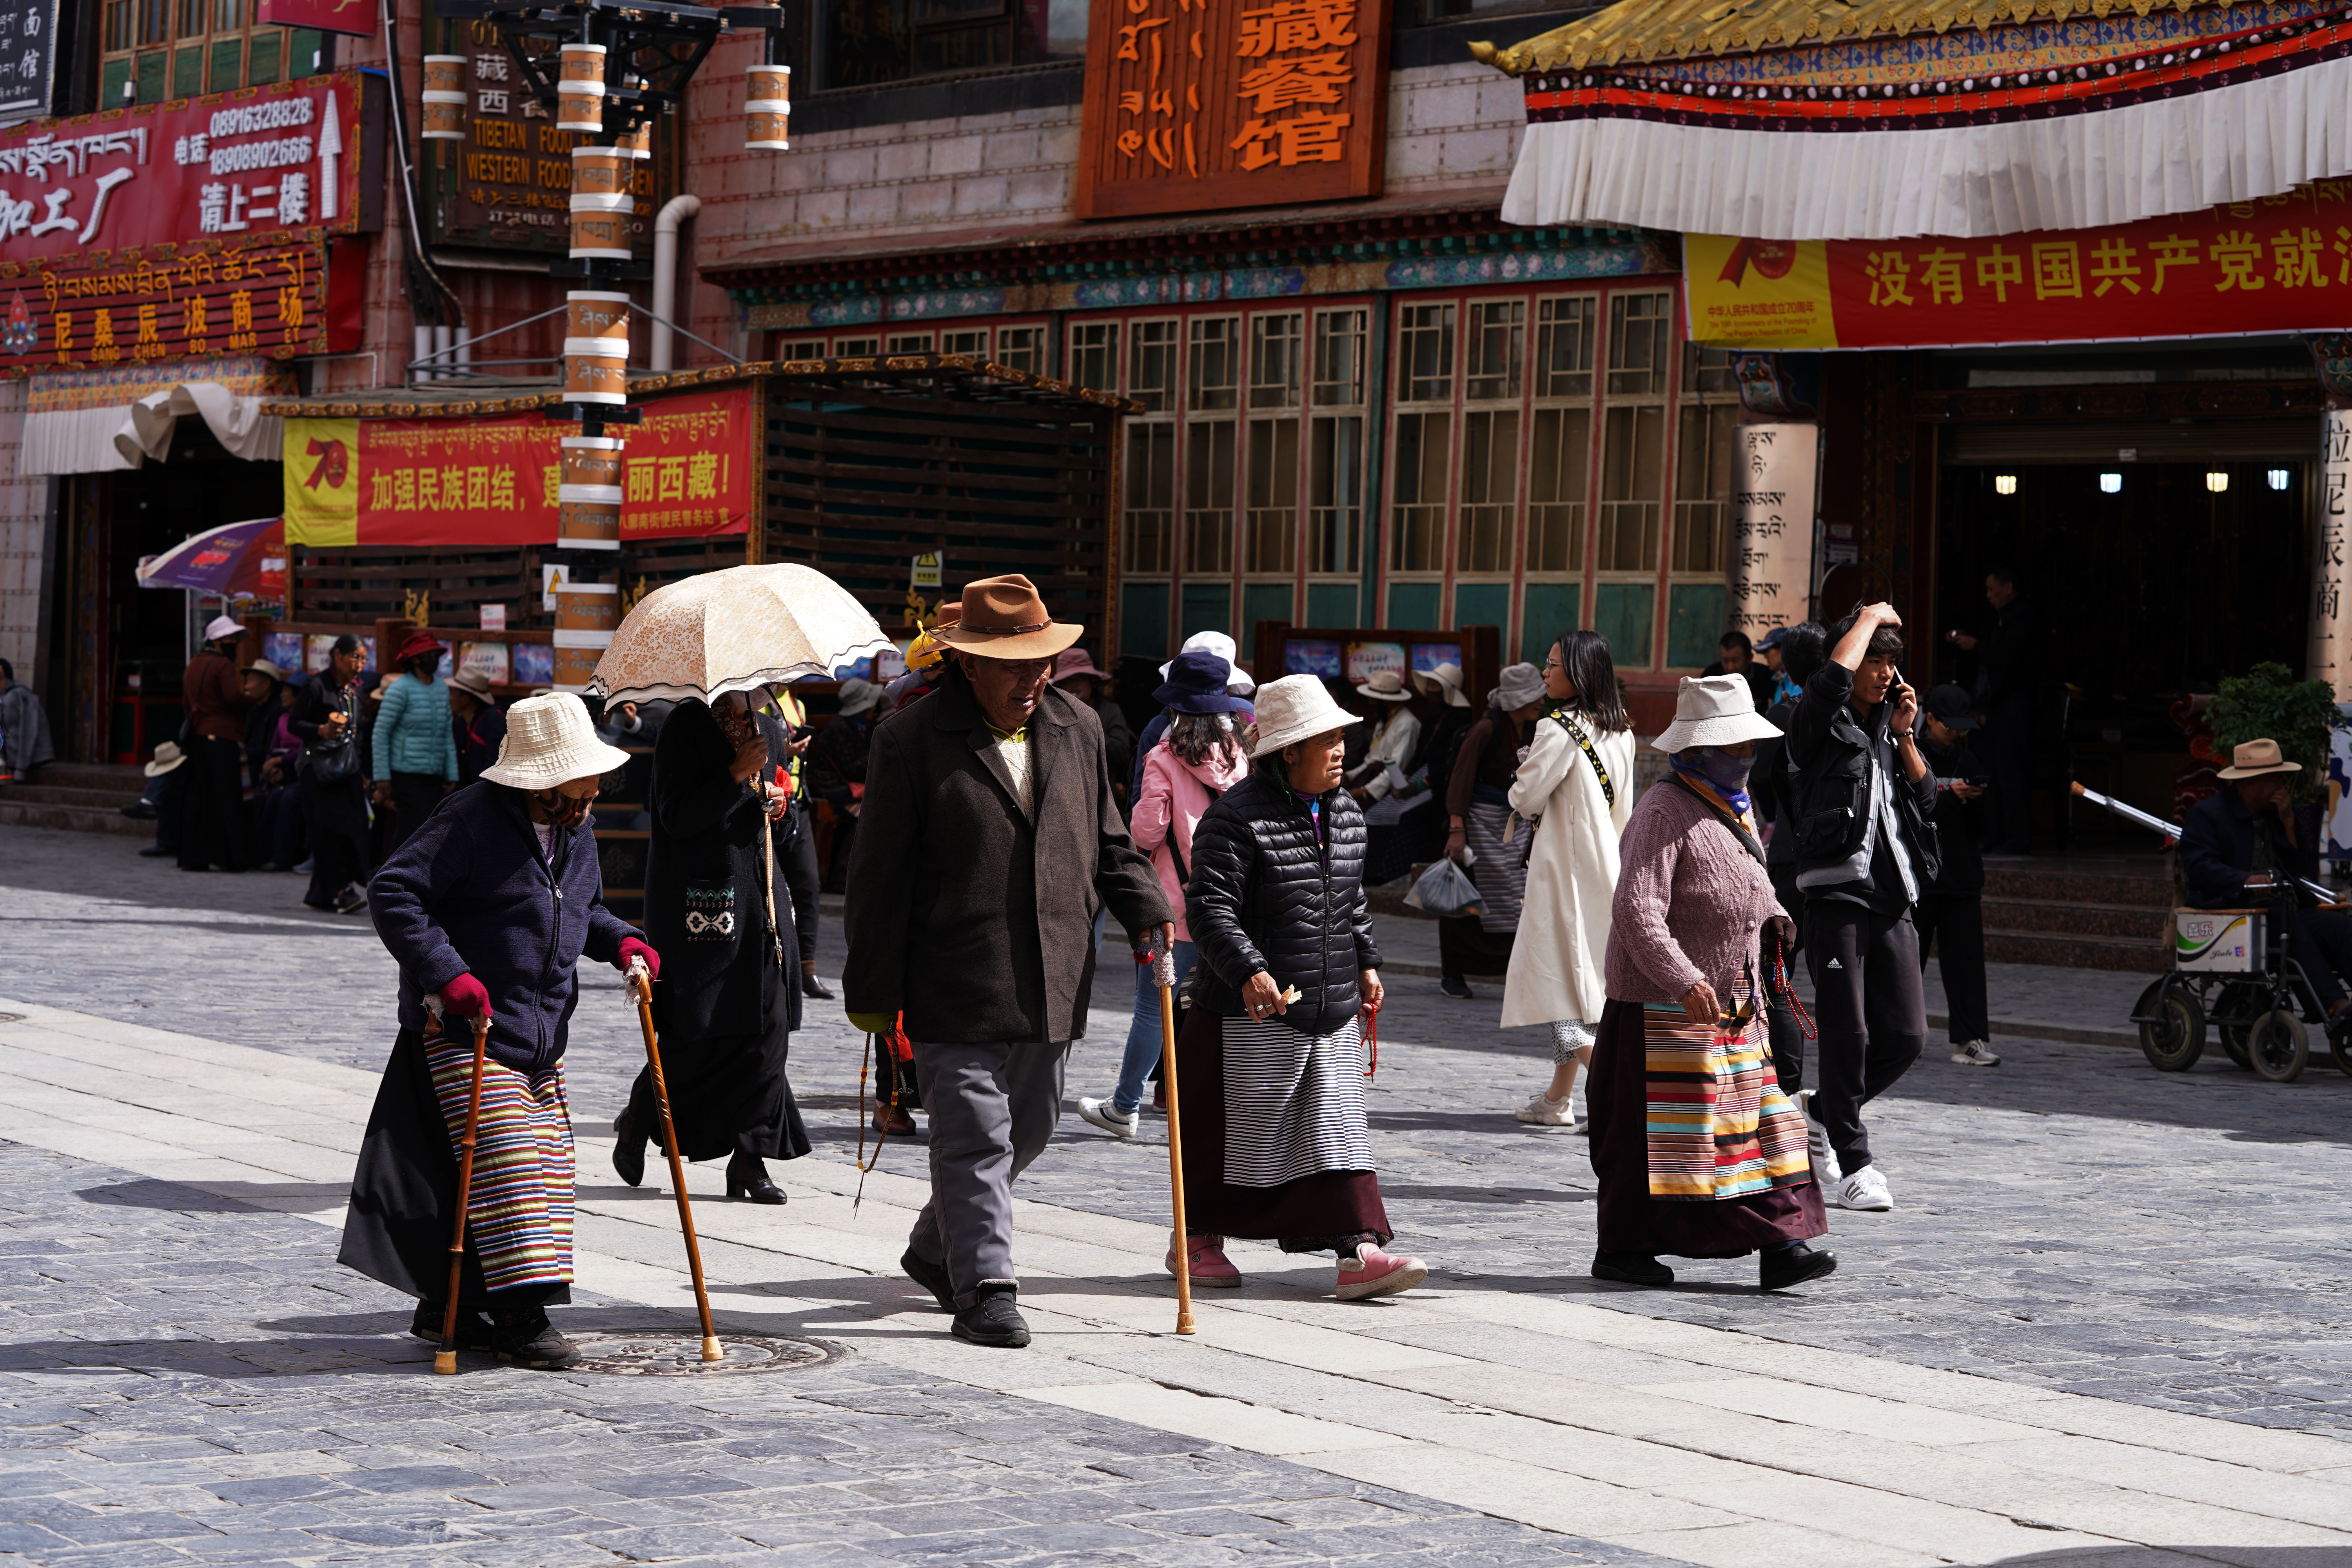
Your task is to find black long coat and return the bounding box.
[843,664,1169,1045]
[644,699,801,1041]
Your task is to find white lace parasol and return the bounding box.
[587,564,895,704]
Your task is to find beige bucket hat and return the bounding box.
[1248,673,1361,759]
[1651,674,1782,752]
[481,693,633,788]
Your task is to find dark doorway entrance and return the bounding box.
[58,419,282,763]
[1934,460,2308,707]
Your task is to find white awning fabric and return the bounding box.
[1502,51,2352,241]
[22,376,283,477]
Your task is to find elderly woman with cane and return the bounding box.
[1175,675,1426,1299]
[611,688,810,1203]
[1586,675,1834,1292]
[342,694,658,1368]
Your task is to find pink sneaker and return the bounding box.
[1335,1242,1427,1301]
[1165,1232,1243,1288]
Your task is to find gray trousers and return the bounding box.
[906,1037,1069,1310]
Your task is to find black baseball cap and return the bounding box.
[1925,684,1979,730]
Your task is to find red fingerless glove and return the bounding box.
[617,937,660,982]
[439,973,492,1019]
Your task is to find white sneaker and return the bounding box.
[1950,1039,2002,1067]
[1514,1090,1583,1129]
[1798,1090,1841,1185]
[1832,1166,1893,1211]
[1075,1096,1139,1139]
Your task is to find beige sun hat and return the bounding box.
[144,741,188,778]
[1420,661,1471,708]
[2217,738,2301,780]
[1358,669,1413,703]
[1651,674,1783,752]
[481,693,632,788]
[1247,673,1361,758]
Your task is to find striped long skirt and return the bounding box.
[339,1027,576,1310]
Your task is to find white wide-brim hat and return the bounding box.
[1651,674,1782,753]
[202,613,244,643]
[481,692,633,789]
[1358,669,1413,702]
[1248,673,1360,759]
[1161,631,1256,696]
[1422,661,1471,708]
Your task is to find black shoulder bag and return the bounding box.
[300,681,361,784]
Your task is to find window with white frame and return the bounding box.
[1307,308,1366,577]
[995,325,1044,374]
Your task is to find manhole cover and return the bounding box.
[566,1332,845,1376]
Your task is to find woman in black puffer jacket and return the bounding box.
[1174,675,1428,1302]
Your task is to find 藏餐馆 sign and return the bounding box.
[1074,0,1391,219]
[1686,182,2352,350]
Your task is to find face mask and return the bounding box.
[1686,746,1755,793]
[530,788,592,830]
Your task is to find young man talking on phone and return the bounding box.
[1782,603,1939,1213]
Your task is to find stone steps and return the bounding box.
[0,762,151,839]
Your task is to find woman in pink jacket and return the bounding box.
[1077,648,1252,1143]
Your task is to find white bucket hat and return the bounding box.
[1421,661,1471,708]
[1488,662,1545,713]
[202,613,244,643]
[481,693,633,788]
[1161,631,1256,696]
[1247,673,1360,759]
[1651,675,1782,753]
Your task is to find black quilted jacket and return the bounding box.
[1184,764,1382,1035]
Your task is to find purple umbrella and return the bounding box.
[136,517,287,601]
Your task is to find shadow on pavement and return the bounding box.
[77,1178,351,1212]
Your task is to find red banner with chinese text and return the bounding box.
[1686,182,2352,350]
[283,385,754,549]
[0,239,352,376]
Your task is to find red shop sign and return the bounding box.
[256,0,378,39]
[0,69,381,267]
[0,237,365,375]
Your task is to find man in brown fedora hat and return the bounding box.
[845,572,1171,1349]
[2182,737,2352,1027]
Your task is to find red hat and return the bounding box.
[396,630,448,664]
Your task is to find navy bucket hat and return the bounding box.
[1153,649,1253,714]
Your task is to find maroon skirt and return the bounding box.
[1587,998,1826,1259]
[1175,1006,1391,1250]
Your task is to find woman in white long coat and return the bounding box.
[1503,629,1637,1127]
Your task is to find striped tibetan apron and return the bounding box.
[1639,980,1809,1203]
[421,1025,575,1294]
[1220,1014,1372,1187]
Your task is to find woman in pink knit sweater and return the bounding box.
[1588,675,1834,1292]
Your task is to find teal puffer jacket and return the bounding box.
[371,673,458,781]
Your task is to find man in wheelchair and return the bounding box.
[2178,738,2352,1036]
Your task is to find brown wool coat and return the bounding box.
[842,666,1171,1045]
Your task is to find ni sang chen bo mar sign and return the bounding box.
[1074,0,1391,219]
[1685,181,2352,350]
[0,70,384,374]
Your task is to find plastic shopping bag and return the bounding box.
[1404,856,1483,918]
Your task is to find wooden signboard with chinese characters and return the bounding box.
[1074,0,1390,220]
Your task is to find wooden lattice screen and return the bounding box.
[761,355,1131,644]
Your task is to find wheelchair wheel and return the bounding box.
[2215,982,2261,1069]
[2137,988,2206,1072]
[2332,1021,2352,1080]
[2245,1009,2308,1083]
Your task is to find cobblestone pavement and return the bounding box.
[5,824,2352,1566]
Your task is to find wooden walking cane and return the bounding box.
[1154,930,1196,1336]
[435,1010,492,1376]
[628,958,724,1362]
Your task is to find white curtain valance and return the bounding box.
[21,379,281,476]
[1503,44,2352,241]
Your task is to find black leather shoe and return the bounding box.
[726,1152,786,1204]
[952,1287,1030,1348]
[490,1307,581,1369]
[1591,1250,1675,1288]
[409,1301,494,1350]
[611,1110,647,1188]
[801,973,835,1000]
[1759,1242,1838,1292]
[900,1248,955,1312]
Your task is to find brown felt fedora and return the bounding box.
[932,573,1082,661]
